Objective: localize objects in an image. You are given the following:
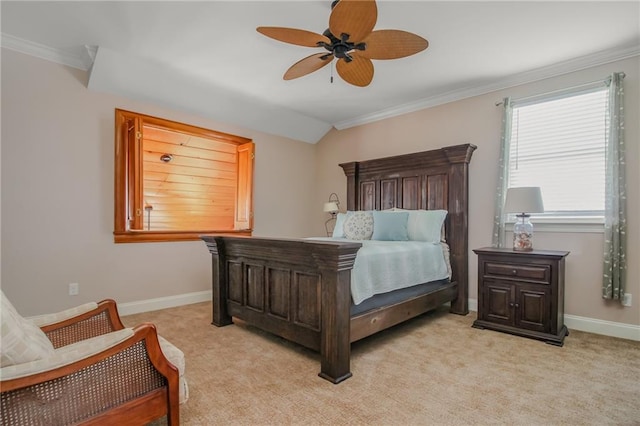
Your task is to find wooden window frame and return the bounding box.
[114,109,254,243]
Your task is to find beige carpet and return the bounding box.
[123,302,640,426]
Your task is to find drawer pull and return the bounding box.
[512,269,518,275]
[509,302,514,307]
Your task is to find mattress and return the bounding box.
[309,238,451,305]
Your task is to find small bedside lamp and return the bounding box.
[323,193,340,236]
[504,187,544,251]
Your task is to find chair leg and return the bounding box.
[166,381,181,425]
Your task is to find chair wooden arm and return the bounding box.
[1,323,180,425]
[41,299,126,348]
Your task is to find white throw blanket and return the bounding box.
[309,239,450,305]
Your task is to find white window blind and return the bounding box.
[509,85,608,217]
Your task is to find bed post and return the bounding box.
[442,144,476,315]
[313,244,359,384]
[340,162,358,211]
[202,236,232,326]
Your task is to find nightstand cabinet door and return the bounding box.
[482,280,513,325]
[515,283,550,333]
[472,247,569,346]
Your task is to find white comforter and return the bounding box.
[310,239,450,305]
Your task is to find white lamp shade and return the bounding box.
[323,202,339,213]
[504,187,544,214]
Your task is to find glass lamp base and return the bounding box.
[513,215,534,251]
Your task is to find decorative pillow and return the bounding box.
[1,291,55,367]
[372,211,409,241]
[331,212,351,238]
[343,211,374,240]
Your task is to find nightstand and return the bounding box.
[472,247,570,346]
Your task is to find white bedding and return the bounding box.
[310,238,450,305]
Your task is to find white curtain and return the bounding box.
[491,97,512,248]
[602,72,627,301]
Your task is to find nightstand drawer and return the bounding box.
[485,262,550,283]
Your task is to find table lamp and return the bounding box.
[504,187,544,251]
[323,193,340,236]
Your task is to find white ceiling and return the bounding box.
[2,1,639,143]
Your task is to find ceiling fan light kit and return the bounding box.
[257,0,428,87]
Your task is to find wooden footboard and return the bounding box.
[202,235,362,383]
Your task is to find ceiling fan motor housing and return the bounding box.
[320,29,365,62]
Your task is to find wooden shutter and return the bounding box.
[127,116,144,230]
[235,142,254,230]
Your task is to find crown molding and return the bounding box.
[333,44,640,130]
[1,33,93,71]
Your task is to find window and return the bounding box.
[114,109,254,243]
[508,84,608,220]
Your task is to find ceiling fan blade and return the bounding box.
[359,30,429,60]
[284,53,334,80]
[257,27,330,47]
[329,0,377,43]
[335,54,374,87]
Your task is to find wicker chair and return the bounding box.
[0,296,185,425]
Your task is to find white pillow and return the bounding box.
[409,210,447,242]
[343,211,374,240]
[388,209,447,242]
[1,291,55,367]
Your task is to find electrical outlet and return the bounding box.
[622,293,632,307]
[68,283,79,296]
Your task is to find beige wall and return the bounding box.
[2,47,638,328]
[315,56,639,326]
[1,49,317,315]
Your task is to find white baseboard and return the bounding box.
[118,290,212,316]
[468,298,478,313]
[119,294,639,341]
[468,298,640,341]
[564,314,640,341]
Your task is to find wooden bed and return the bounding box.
[202,143,476,383]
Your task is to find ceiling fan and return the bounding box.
[257,0,428,87]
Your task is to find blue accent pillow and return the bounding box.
[332,212,351,238]
[372,211,409,241]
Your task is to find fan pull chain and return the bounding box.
[330,61,334,84]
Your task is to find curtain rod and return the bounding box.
[495,72,626,106]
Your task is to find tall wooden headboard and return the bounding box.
[339,144,476,314]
